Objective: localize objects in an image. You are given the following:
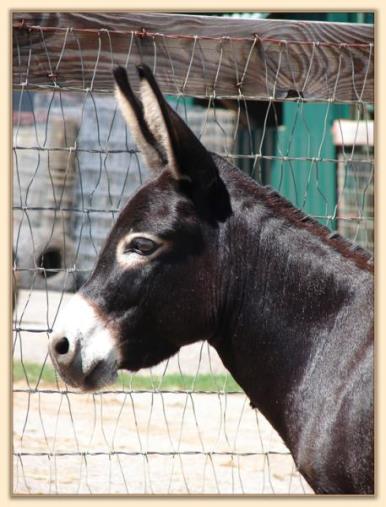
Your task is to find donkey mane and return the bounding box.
[257,186,373,273]
[234,176,374,273]
[212,153,373,274]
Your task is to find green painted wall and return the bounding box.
[264,12,371,229]
[267,103,351,229]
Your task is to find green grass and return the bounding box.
[13,360,58,385]
[13,360,243,393]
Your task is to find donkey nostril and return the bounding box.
[55,337,70,355]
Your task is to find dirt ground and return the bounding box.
[13,382,313,495]
[13,290,313,495]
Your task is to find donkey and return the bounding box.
[49,65,374,494]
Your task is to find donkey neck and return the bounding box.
[210,167,372,443]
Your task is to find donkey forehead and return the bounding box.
[114,172,196,235]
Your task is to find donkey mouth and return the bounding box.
[82,359,118,391]
[49,347,118,392]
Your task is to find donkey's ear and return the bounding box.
[113,66,169,173]
[113,65,220,192]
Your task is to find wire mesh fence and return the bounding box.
[12,12,374,495]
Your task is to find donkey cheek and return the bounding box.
[116,328,180,371]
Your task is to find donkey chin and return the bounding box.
[48,294,119,391]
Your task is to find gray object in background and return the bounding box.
[13,110,78,292]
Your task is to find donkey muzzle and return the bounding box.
[48,335,84,387]
[48,294,119,391]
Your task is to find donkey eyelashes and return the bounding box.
[116,232,169,268]
[123,237,159,256]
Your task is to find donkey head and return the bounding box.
[48,65,232,391]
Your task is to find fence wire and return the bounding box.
[12,14,373,495]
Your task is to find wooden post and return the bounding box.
[13,12,373,102]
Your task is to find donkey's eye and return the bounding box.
[124,237,159,256]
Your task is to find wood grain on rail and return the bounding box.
[12,12,374,102]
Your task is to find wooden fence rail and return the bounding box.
[12,12,374,102]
